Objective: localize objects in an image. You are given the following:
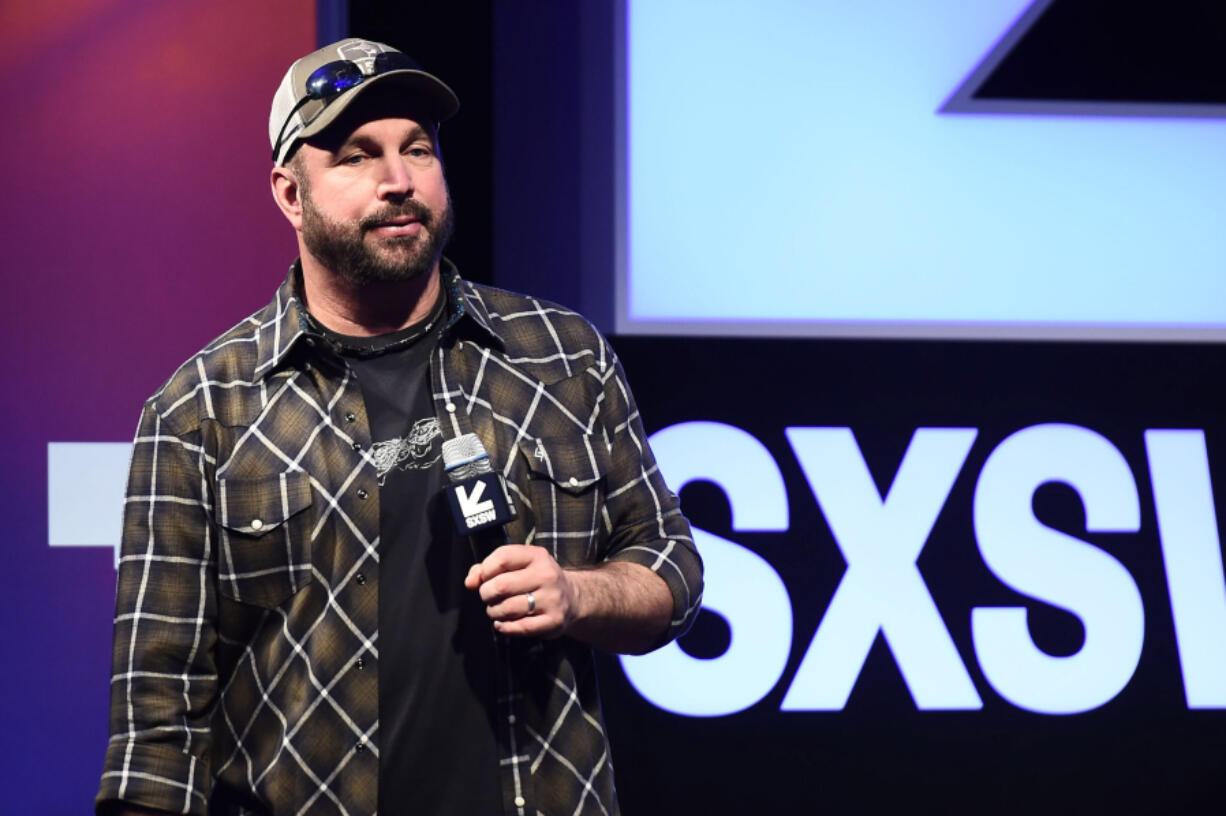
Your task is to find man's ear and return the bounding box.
[271,163,304,231]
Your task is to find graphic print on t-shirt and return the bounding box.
[369,416,441,485]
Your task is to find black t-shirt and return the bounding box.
[320,303,502,814]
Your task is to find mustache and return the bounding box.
[360,200,434,232]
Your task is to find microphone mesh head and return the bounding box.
[442,433,489,471]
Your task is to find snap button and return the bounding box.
[357,489,368,500]
[514,796,526,808]
[355,573,367,586]
[352,441,362,451]
[249,519,263,531]
[345,412,356,423]
[445,403,456,413]
[568,477,579,487]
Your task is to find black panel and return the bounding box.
[599,335,1226,814]
[344,3,1226,812]
[490,1,617,324]
[348,0,496,286]
[979,0,1226,103]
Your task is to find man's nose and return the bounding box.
[377,156,414,199]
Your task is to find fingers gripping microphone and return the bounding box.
[442,434,517,534]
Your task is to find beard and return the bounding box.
[299,182,455,287]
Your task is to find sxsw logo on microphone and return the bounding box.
[445,472,517,534]
[456,479,498,528]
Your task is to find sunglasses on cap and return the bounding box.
[272,51,424,162]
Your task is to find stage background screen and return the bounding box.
[621,0,1226,340]
[8,2,1226,813]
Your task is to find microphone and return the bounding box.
[441,433,518,534]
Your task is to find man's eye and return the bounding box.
[407,146,433,159]
[342,154,366,165]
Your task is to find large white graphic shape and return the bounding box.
[781,427,983,710]
[1144,429,1226,708]
[47,442,132,565]
[971,423,1144,714]
[620,422,793,716]
[625,0,1226,337]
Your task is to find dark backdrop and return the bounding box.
[346,2,1226,813]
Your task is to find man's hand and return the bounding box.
[464,544,577,639]
[465,544,674,654]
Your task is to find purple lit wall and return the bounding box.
[11,2,1226,813]
[1,3,312,811]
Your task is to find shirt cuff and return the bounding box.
[97,739,210,816]
[606,534,703,648]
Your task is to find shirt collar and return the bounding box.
[437,258,504,350]
[254,258,505,381]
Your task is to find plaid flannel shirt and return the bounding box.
[97,261,703,816]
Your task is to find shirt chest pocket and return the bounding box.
[516,434,611,565]
[215,471,315,608]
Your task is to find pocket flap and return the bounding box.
[517,434,611,494]
[217,471,313,536]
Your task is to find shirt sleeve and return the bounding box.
[595,339,704,647]
[96,402,218,815]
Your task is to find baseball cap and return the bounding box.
[269,38,460,165]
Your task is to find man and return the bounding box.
[97,38,702,816]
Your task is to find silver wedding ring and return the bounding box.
[525,592,536,614]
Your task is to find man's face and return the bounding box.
[294,114,453,287]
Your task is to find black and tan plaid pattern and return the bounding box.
[97,261,703,816]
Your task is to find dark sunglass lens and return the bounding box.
[373,52,421,74]
[306,61,365,98]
